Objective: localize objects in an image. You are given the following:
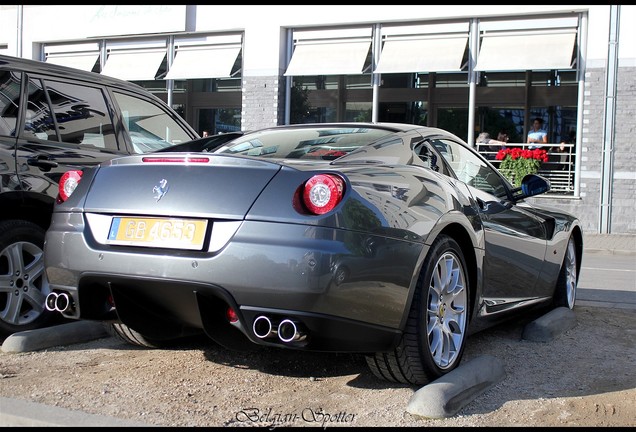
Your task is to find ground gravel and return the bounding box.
[1,305,635,427]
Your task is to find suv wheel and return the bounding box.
[0,220,55,335]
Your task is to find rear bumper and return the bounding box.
[44,213,425,352]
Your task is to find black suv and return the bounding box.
[0,54,199,335]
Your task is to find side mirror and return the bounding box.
[517,174,551,198]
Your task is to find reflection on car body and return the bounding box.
[43,122,583,385]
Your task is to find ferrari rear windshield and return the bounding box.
[214,127,393,160]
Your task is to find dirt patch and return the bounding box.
[1,305,634,427]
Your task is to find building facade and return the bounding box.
[1,5,634,234]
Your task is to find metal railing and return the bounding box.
[476,142,575,195]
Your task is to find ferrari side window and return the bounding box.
[430,140,456,169]
[435,139,508,199]
[414,141,449,176]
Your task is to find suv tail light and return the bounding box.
[58,170,83,202]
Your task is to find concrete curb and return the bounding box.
[1,321,110,353]
[521,307,577,342]
[406,306,579,419]
[407,355,506,419]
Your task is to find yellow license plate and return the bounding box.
[107,217,208,250]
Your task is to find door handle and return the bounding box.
[27,155,58,171]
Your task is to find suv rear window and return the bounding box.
[112,91,194,153]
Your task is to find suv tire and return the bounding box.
[0,220,55,335]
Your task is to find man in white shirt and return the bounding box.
[527,118,548,149]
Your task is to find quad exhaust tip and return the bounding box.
[252,315,306,343]
[252,315,276,339]
[277,319,304,342]
[45,291,73,313]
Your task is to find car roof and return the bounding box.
[250,122,421,133]
[247,122,461,138]
[0,53,150,94]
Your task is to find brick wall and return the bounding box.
[531,66,636,235]
[241,76,286,132]
[611,66,636,233]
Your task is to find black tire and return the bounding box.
[553,235,578,309]
[0,220,56,335]
[108,322,172,348]
[366,234,470,385]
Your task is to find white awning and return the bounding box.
[101,50,166,81]
[475,31,576,71]
[375,36,468,73]
[45,53,99,72]
[165,46,241,80]
[284,40,371,76]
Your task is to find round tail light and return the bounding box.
[302,174,344,215]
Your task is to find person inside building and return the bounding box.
[496,131,510,146]
[527,117,548,149]
[552,129,576,170]
[476,131,508,159]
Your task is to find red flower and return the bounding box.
[495,147,549,187]
[495,149,508,160]
[495,147,547,163]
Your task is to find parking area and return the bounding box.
[1,236,634,427]
[1,303,634,427]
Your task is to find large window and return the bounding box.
[42,33,244,138]
[287,14,581,196]
[198,107,241,135]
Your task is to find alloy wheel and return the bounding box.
[426,251,468,370]
[0,241,50,326]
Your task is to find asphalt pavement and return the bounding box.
[577,233,636,310]
[1,232,634,426]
